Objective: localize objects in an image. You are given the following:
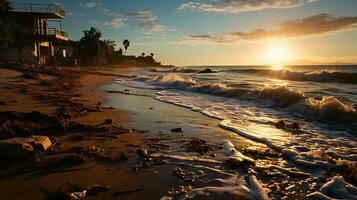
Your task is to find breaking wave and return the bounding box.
[134,74,357,126]
[226,68,357,84]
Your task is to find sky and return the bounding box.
[12,0,357,66]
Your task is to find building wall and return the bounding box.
[0,44,37,64]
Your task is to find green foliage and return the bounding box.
[0,0,13,49]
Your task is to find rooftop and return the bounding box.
[10,3,65,19]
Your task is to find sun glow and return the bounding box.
[266,45,288,70]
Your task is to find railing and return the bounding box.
[47,28,68,38]
[12,3,65,18]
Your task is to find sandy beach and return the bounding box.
[0,66,158,199]
[1,65,356,200]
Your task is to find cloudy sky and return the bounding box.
[14,0,357,65]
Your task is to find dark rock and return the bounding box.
[87,185,110,195]
[186,137,210,154]
[137,148,148,157]
[224,157,255,169]
[275,120,285,129]
[104,119,113,125]
[198,68,214,73]
[171,128,183,133]
[173,167,187,179]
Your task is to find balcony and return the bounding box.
[11,3,65,19]
[33,28,69,41]
[47,28,68,40]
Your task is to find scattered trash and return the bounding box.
[69,190,87,200]
[0,135,52,160]
[171,128,183,133]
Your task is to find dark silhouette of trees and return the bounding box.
[75,28,159,66]
[78,27,103,65]
[118,48,123,56]
[122,39,130,55]
[101,39,116,63]
[78,27,116,65]
[0,0,13,49]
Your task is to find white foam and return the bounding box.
[150,152,222,164]
[188,175,269,200]
[308,176,357,199]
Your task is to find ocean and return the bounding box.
[108,65,357,198]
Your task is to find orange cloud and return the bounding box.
[180,13,357,44]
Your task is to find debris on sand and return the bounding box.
[186,137,211,154]
[104,118,113,124]
[225,157,255,169]
[222,140,255,168]
[275,120,300,131]
[165,185,193,199]
[173,167,187,179]
[137,148,149,157]
[48,183,110,200]
[69,190,87,200]
[0,135,52,160]
[87,184,110,195]
[171,128,183,133]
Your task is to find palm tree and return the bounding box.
[122,39,130,55]
[83,27,102,40]
[141,52,145,57]
[150,53,154,57]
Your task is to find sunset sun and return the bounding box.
[266,46,288,69]
[1,0,357,199]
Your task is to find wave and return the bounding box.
[226,68,357,84]
[137,74,357,127]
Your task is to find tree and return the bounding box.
[0,0,13,49]
[141,52,145,57]
[101,39,116,63]
[78,27,105,65]
[150,53,154,57]
[117,48,123,56]
[122,39,130,55]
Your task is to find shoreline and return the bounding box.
[1,65,356,199]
